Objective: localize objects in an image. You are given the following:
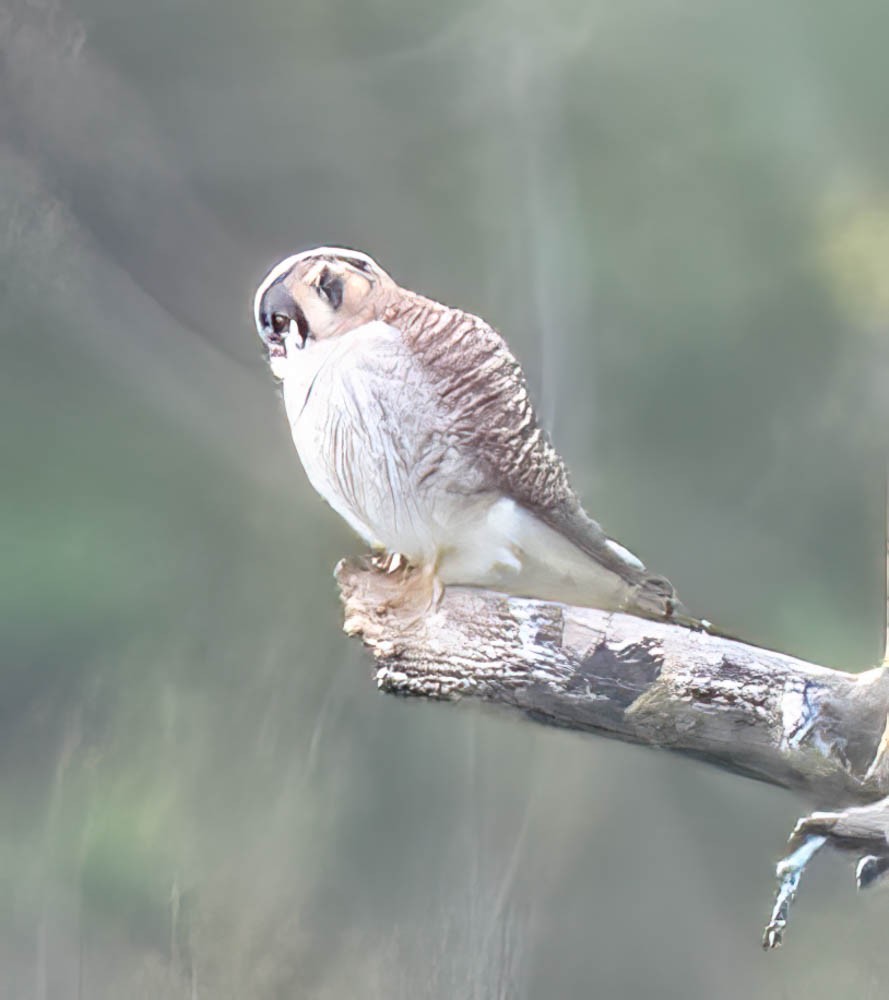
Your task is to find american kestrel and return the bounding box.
[254,247,697,624]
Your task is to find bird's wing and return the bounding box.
[396,297,696,625]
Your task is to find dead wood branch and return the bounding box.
[336,557,889,947]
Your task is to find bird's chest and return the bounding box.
[281,324,480,557]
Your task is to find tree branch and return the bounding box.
[336,557,889,947]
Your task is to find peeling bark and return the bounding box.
[336,557,889,947]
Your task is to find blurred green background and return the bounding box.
[2,0,889,996]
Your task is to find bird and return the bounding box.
[253,246,699,626]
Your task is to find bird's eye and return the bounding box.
[271,313,288,335]
[316,267,344,310]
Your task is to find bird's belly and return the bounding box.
[291,410,483,561]
[282,324,487,562]
[294,428,410,547]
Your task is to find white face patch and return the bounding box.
[269,353,290,380]
[269,325,307,380]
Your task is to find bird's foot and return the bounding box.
[365,554,444,622]
[370,550,408,576]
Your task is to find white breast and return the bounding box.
[279,321,488,562]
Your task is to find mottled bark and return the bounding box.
[336,557,889,948]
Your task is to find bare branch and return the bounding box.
[762,833,828,950]
[338,558,889,797]
[336,557,889,947]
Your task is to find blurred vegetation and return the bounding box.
[1,0,889,995]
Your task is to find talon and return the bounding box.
[370,550,408,575]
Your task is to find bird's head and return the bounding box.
[254,247,395,377]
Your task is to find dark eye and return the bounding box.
[316,267,343,310]
[271,313,289,335]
